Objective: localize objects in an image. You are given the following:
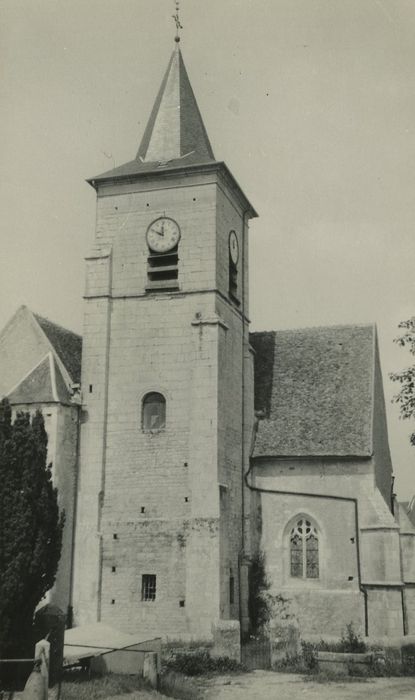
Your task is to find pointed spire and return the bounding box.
[137,46,215,166]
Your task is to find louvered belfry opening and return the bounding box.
[146,245,179,291]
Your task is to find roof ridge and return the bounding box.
[250,323,376,335]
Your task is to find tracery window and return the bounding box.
[290,518,319,579]
[142,392,166,430]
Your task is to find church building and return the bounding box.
[1,37,415,644]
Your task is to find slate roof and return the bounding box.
[34,313,82,384]
[7,353,72,405]
[250,325,375,458]
[91,46,215,182]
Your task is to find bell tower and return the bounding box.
[73,33,257,637]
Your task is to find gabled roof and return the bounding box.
[7,353,72,405]
[34,313,82,384]
[91,46,215,182]
[0,306,82,406]
[250,324,376,458]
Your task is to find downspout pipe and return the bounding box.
[244,423,369,636]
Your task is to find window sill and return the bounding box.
[142,428,166,434]
[288,577,322,588]
[145,282,180,292]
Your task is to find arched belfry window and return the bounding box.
[290,518,319,579]
[142,392,166,430]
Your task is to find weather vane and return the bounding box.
[172,0,183,43]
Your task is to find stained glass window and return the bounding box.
[290,518,319,579]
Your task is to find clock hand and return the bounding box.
[151,227,164,236]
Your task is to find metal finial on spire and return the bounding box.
[172,0,183,43]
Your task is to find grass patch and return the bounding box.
[159,670,203,699]
[163,650,244,676]
[60,670,154,700]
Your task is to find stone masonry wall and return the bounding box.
[52,404,79,612]
[73,293,112,625]
[74,168,252,638]
[250,457,402,637]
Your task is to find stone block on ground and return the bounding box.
[270,620,300,666]
[211,620,241,662]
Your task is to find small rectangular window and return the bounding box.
[229,575,235,605]
[142,574,156,601]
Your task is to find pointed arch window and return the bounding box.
[142,392,166,431]
[290,518,319,579]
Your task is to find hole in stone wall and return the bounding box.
[184,462,188,467]
[348,576,354,581]
[113,534,118,540]
[193,197,196,201]
[89,385,93,393]
[146,203,150,207]
[141,506,145,513]
[350,537,355,543]
[184,497,189,503]
[111,599,115,604]
[179,600,185,607]
[112,566,116,572]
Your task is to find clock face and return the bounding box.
[146,217,181,253]
[229,230,239,265]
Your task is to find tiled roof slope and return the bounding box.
[7,354,72,405]
[91,46,215,182]
[34,314,82,384]
[250,325,375,458]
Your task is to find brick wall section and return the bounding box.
[74,166,254,638]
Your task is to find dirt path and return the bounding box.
[203,671,415,700]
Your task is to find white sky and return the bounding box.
[1,0,414,498]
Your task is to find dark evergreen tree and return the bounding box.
[0,399,64,657]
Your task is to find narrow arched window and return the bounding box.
[142,392,166,430]
[290,518,319,579]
